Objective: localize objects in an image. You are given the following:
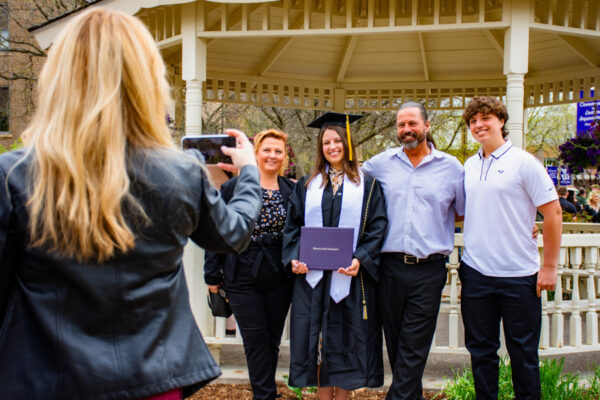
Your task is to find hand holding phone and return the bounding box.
[181,135,236,164]
[219,129,257,172]
[181,130,256,173]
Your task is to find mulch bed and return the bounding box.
[190,383,446,399]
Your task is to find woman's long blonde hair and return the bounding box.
[21,9,175,262]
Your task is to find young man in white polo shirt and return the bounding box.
[460,96,562,400]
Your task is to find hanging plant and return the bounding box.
[558,125,600,174]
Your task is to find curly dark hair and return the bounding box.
[462,96,509,138]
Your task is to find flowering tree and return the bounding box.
[558,125,600,174]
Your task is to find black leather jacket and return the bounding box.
[204,175,295,289]
[0,147,262,400]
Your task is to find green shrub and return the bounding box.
[540,358,587,399]
[443,367,476,400]
[443,357,597,399]
[0,139,23,154]
[282,374,316,399]
[587,364,600,398]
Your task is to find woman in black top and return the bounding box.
[205,129,295,400]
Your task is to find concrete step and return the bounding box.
[213,342,468,377]
[208,342,600,391]
[215,367,447,391]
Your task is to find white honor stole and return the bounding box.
[304,170,364,303]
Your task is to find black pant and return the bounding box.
[459,262,541,400]
[379,254,447,400]
[225,246,293,400]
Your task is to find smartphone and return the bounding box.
[181,135,236,164]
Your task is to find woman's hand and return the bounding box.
[207,285,220,294]
[291,260,308,274]
[218,129,257,173]
[338,258,360,276]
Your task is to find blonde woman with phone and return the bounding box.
[0,9,261,400]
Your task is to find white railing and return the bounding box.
[554,222,600,234]
[186,232,600,356]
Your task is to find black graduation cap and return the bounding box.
[306,112,363,130]
[307,112,363,161]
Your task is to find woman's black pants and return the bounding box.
[225,245,293,400]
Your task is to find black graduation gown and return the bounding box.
[281,174,388,390]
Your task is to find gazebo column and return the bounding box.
[184,80,204,135]
[503,0,530,149]
[182,3,206,136]
[505,73,525,147]
[180,2,213,336]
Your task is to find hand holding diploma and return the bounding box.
[291,260,308,274]
[337,258,360,276]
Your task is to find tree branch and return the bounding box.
[440,121,463,152]
[0,71,37,81]
[32,1,50,20]
[356,115,396,146]
[3,36,46,55]
[1,45,46,57]
[259,107,281,128]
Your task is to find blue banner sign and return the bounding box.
[577,89,599,135]
[560,167,572,186]
[577,101,600,134]
[546,166,558,186]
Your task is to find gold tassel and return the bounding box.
[346,114,353,161]
[360,271,367,320]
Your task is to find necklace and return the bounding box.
[262,181,279,198]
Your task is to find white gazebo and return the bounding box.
[33,0,600,148]
[31,0,600,364]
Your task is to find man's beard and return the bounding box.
[403,139,419,149]
[400,132,424,149]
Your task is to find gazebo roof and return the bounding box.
[31,0,600,112]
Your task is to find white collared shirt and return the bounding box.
[362,143,465,258]
[462,140,558,277]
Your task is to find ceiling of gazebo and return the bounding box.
[203,30,504,82]
[159,27,600,111]
[151,0,600,111]
[30,0,600,111]
[161,29,600,82]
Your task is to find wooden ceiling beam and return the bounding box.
[483,29,504,59]
[336,34,360,83]
[255,17,304,76]
[255,37,294,76]
[207,4,262,48]
[418,32,430,81]
[556,34,600,68]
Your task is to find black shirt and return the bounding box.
[559,197,578,215]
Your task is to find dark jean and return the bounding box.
[379,254,448,400]
[459,262,541,400]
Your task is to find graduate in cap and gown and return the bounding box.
[281,112,388,400]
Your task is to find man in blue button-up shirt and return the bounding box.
[362,102,465,400]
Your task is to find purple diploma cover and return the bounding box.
[299,227,354,270]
